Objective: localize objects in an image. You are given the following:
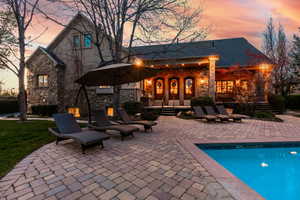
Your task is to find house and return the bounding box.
[26,13,272,115]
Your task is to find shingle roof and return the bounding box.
[132,38,271,68]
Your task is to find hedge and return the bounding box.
[268,94,285,114]
[31,105,58,116]
[285,95,300,110]
[0,100,19,114]
[191,96,214,107]
[122,101,144,115]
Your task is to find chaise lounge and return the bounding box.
[204,106,230,122]
[216,105,246,122]
[117,108,157,132]
[193,106,217,122]
[88,109,139,141]
[49,113,110,154]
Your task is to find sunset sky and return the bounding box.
[1,0,299,90]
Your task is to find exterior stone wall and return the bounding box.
[26,51,59,112]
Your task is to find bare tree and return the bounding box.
[262,18,294,96]
[42,0,207,108]
[0,0,41,121]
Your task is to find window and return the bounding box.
[73,35,80,48]
[184,78,194,98]
[216,81,234,94]
[240,80,248,91]
[38,75,48,88]
[169,78,179,98]
[99,85,111,89]
[83,33,92,48]
[155,78,164,98]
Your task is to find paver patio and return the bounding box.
[1,115,300,200]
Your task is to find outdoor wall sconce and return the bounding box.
[259,64,270,71]
[107,107,114,117]
[199,79,206,84]
[134,58,143,66]
[68,107,80,118]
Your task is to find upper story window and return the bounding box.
[38,75,48,88]
[73,35,81,49]
[83,33,92,48]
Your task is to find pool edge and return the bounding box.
[176,138,300,200]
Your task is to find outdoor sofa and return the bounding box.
[49,113,110,154]
[117,108,157,132]
[88,109,139,141]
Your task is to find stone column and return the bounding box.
[164,77,169,105]
[208,56,219,101]
[179,77,184,106]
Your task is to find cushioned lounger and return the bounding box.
[117,108,157,132]
[216,105,245,122]
[88,109,139,141]
[193,106,217,122]
[49,113,110,154]
[204,106,230,122]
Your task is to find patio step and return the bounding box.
[255,103,282,114]
[161,107,177,116]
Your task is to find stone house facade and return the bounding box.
[26,13,272,116]
[26,13,137,115]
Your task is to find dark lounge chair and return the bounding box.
[49,113,110,154]
[193,106,217,122]
[117,108,157,132]
[204,106,230,122]
[88,109,139,141]
[216,105,245,122]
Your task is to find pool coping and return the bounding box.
[178,137,300,200]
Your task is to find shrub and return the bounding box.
[254,111,275,119]
[268,94,285,114]
[285,95,300,110]
[0,100,19,114]
[31,105,58,116]
[191,96,214,107]
[234,103,255,116]
[122,101,144,115]
[141,110,159,121]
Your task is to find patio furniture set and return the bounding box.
[49,108,157,154]
[193,105,247,122]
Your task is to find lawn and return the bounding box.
[0,120,56,178]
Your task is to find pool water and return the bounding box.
[198,144,300,200]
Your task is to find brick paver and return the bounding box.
[1,115,300,199]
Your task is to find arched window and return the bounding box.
[155,78,164,99]
[184,77,194,98]
[169,78,179,99]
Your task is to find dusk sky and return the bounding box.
[1,0,299,90]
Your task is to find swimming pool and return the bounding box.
[197,142,300,200]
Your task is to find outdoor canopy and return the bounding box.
[74,63,160,123]
[75,63,159,86]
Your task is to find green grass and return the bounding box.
[0,120,56,178]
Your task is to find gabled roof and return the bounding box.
[132,38,272,68]
[26,46,65,66]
